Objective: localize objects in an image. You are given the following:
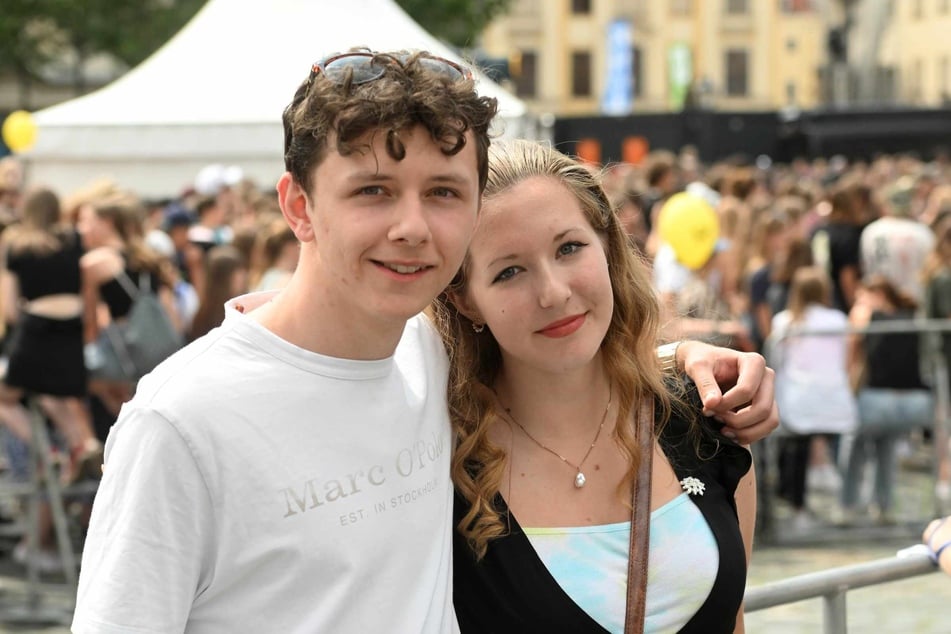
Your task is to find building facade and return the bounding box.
[480,0,951,116]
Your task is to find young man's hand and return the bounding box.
[677,340,778,445]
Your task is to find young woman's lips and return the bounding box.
[537,313,586,338]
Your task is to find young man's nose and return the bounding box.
[388,197,431,246]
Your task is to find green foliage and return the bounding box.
[0,0,208,82]
[395,0,513,48]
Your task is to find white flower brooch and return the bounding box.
[680,476,705,496]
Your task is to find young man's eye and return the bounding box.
[431,187,458,198]
[492,266,520,283]
[557,241,587,257]
[357,185,386,196]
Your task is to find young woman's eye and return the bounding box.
[557,241,587,257]
[492,266,520,283]
[357,185,386,196]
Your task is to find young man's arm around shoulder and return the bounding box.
[72,405,214,633]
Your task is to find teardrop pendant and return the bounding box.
[574,471,586,488]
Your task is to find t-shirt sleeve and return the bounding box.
[653,244,691,294]
[72,407,214,634]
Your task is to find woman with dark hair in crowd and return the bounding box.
[188,245,248,341]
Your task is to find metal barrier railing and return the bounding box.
[760,317,951,536]
[746,317,951,631]
[744,547,940,634]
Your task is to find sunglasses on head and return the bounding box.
[310,51,473,85]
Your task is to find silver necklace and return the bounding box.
[503,386,613,489]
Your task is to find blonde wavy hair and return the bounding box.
[431,140,678,559]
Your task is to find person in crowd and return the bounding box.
[72,49,777,633]
[922,222,951,504]
[810,185,864,312]
[840,276,932,525]
[0,187,102,569]
[437,140,756,633]
[653,207,753,351]
[610,185,649,254]
[187,245,248,341]
[249,216,299,292]
[0,157,24,233]
[769,266,857,530]
[860,178,934,304]
[0,186,100,471]
[77,189,180,416]
[745,213,789,352]
[923,516,951,576]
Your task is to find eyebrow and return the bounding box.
[484,227,582,270]
[343,171,471,186]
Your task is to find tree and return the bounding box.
[395,0,513,49]
[0,0,207,99]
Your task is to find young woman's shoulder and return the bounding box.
[81,246,123,282]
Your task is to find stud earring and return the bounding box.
[472,322,485,333]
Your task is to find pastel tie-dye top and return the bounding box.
[523,492,718,634]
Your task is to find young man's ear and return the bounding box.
[276,172,315,242]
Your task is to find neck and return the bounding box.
[251,271,406,360]
[494,359,613,441]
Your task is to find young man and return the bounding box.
[72,50,776,633]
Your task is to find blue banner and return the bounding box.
[601,19,634,116]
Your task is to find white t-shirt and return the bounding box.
[769,305,857,435]
[652,243,692,295]
[860,217,934,303]
[73,294,458,633]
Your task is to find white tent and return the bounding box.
[24,0,530,198]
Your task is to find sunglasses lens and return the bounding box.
[417,57,468,80]
[314,53,470,86]
[321,56,385,84]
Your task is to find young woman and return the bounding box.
[841,276,932,524]
[188,245,248,341]
[435,141,756,633]
[769,266,857,528]
[78,189,180,415]
[0,187,101,473]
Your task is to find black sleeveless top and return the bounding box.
[99,256,162,320]
[864,309,927,390]
[453,389,752,634]
[6,230,83,300]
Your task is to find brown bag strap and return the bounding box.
[625,400,654,634]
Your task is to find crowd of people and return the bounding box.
[598,145,951,533]
[0,155,298,570]
[0,44,948,630]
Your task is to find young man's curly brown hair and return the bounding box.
[282,49,498,195]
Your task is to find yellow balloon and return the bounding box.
[2,110,37,153]
[657,192,720,270]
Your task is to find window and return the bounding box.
[725,49,749,96]
[670,0,692,15]
[779,0,812,13]
[780,0,812,12]
[571,0,591,14]
[515,51,537,98]
[572,51,592,97]
[632,46,643,97]
[726,0,749,14]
